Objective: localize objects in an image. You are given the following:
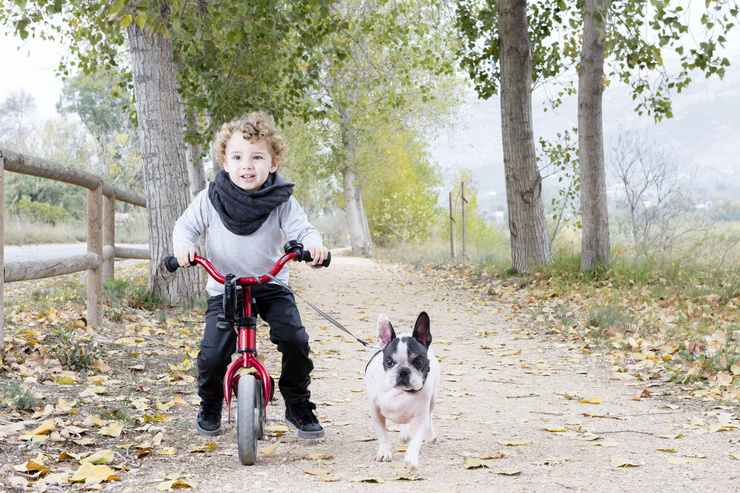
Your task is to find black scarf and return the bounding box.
[208,170,294,235]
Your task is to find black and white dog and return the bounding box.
[364,312,440,468]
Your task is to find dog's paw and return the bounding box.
[403,452,419,470]
[375,444,393,462]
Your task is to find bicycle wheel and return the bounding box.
[236,374,258,465]
[255,381,265,440]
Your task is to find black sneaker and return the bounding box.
[285,401,324,439]
[196,399,222,436]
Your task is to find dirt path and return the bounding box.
[106,256,737,492]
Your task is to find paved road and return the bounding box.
[4,243,148,263]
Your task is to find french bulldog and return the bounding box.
[364,311,440,468]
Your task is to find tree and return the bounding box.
[1,0,340,304]
[457,0,553,272]
[578,0,610,270]
[0,90,36,152]
[315,0,457,256]
[458,0,738,272]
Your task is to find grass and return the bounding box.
[1,382,41,411]
[4,211,149,245]
[48,326,101,372]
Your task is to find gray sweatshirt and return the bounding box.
[172,188,322,296]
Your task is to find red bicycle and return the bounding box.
[164,241,330,465]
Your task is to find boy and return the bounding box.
[173,112,328,439]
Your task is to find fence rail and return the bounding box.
[0,147,150,351]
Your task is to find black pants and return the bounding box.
[197,283,314,406]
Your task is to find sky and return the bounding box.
[2,16,739,212]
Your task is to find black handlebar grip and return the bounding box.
[301,250,331,267]
[164,256,180,273]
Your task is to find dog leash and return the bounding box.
[265,274,377,349]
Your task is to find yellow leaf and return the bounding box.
[729,452,739,461]
[264,424,289,437]
[190,441,217,453]
[304,468,339,482]
[611,458,641,468]
[30,419,56,436]
[464,457,488,469]
[83,415,105,427]
[496,468,522,476]
[55,373,77,385]
[544,427,567,433]
[499,440,529,447]
[99,422,123,438]
[157,479,193,490]
[656,448,677,453]
[14,457,49,475]
[305,452,334,461]
[157,447,178,456]
[261,442,279,456]
[81,449,114,465]
[579,397,603,405]
[480,451,506,459]
[70,462,120,484]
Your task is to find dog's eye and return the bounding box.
[384,358,395,368]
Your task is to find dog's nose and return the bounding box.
[398,367,410,379]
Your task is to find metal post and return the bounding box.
[448,191,455,260]
[461,181,468,261]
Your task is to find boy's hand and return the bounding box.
[307,245,329,267]
[175,245,199,267]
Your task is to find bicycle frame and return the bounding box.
[190,251,300,420]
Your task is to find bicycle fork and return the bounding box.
[222,279,273,422]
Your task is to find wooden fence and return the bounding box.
[0,148,150,350]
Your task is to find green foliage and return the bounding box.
[1,382,40,412]
[104,277,162,311]
[538,128,581,241]
[48,326,101,371]
[14,196,71,225]
[455,0,739,120]
[360,128,441,245]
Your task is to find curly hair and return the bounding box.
[213,112,288,168]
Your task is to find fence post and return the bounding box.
[461,181,468,261]
[0,154,4,356]
[103,195,115,284]
[87,185,103,328]
[448,191,455,260]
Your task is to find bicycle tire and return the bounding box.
[236,375,258,465]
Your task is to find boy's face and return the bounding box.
[223,133,278,191]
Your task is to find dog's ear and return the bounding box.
[412,312,432,348]
[377,314,396,346]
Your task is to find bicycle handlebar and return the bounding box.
[163,242,330,282]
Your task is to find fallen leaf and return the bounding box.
[82,449,115,465]
[656,448,678,453]
[464,457,489,469]
[611,458,641,468]
[260,442,279,457]
[579,397,603,405]
[351,477,384,483]
[544,427,568,433]
[28,419,56,436]
[304,468,338,482]
[496,469,522,476]
[305,452,334,461]
[264,424,289,437]
[156,479,193,490]
[480,451,506,460]
[190,442,217,453]
[157,447,178,456]
[99,422,123,438]
[70,463,121,484]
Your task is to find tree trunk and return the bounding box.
[497,0,551,273]
[127,23,201,304]
[339,110,372,256]
[184,109,206,198]
[579,0,610,271]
